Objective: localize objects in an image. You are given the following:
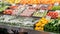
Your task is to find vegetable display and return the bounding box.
[0,15,38,29]
[33,10,48,17]
[0,1,60,34]
[5,0,60,4]
[51,6,60,10]
[34,17,48,31]
[20,9,36,17]
[47,11,58,19]
[0,2,10,12]
[44,19,60,33]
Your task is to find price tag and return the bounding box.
[39,10,45,13]
[46,16,51,20]
[44,4,48,7]
[54,2,59,6]
[55,10,60,15]
[12,4,15,6]
[33,4,37,7]
[55,10,60,12]
[40,4,43,7]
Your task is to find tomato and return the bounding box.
[47,12,58,19]
[54,12,58,16]
[3,9,13,14]
[9,6,18,9]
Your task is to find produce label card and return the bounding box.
[54,2,59,6]
[39,10,45,12]
[46,16,51,20]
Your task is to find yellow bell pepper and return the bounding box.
[35,27,44,31]
[36,22,42,26]
[35,27,40,30]
[41,24,45,27]
[40,27,44,31]
[41,20,48,24]
[35,17,49,31]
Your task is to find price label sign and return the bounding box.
[55,10,60,15]
[54,2,59,6]
[39,10,45,13]
[46,16,51,20]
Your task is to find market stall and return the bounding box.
[0,0,60,34]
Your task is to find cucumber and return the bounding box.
[44,19,60,33]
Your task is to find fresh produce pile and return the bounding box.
[0,1,60,33]
[47,11,58,19]
[33,10,48,17]
[35,17,48,31]
[0,15,39,29]
[4,0,60,4]
[0,2,10,12]
[44,19,60,33]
